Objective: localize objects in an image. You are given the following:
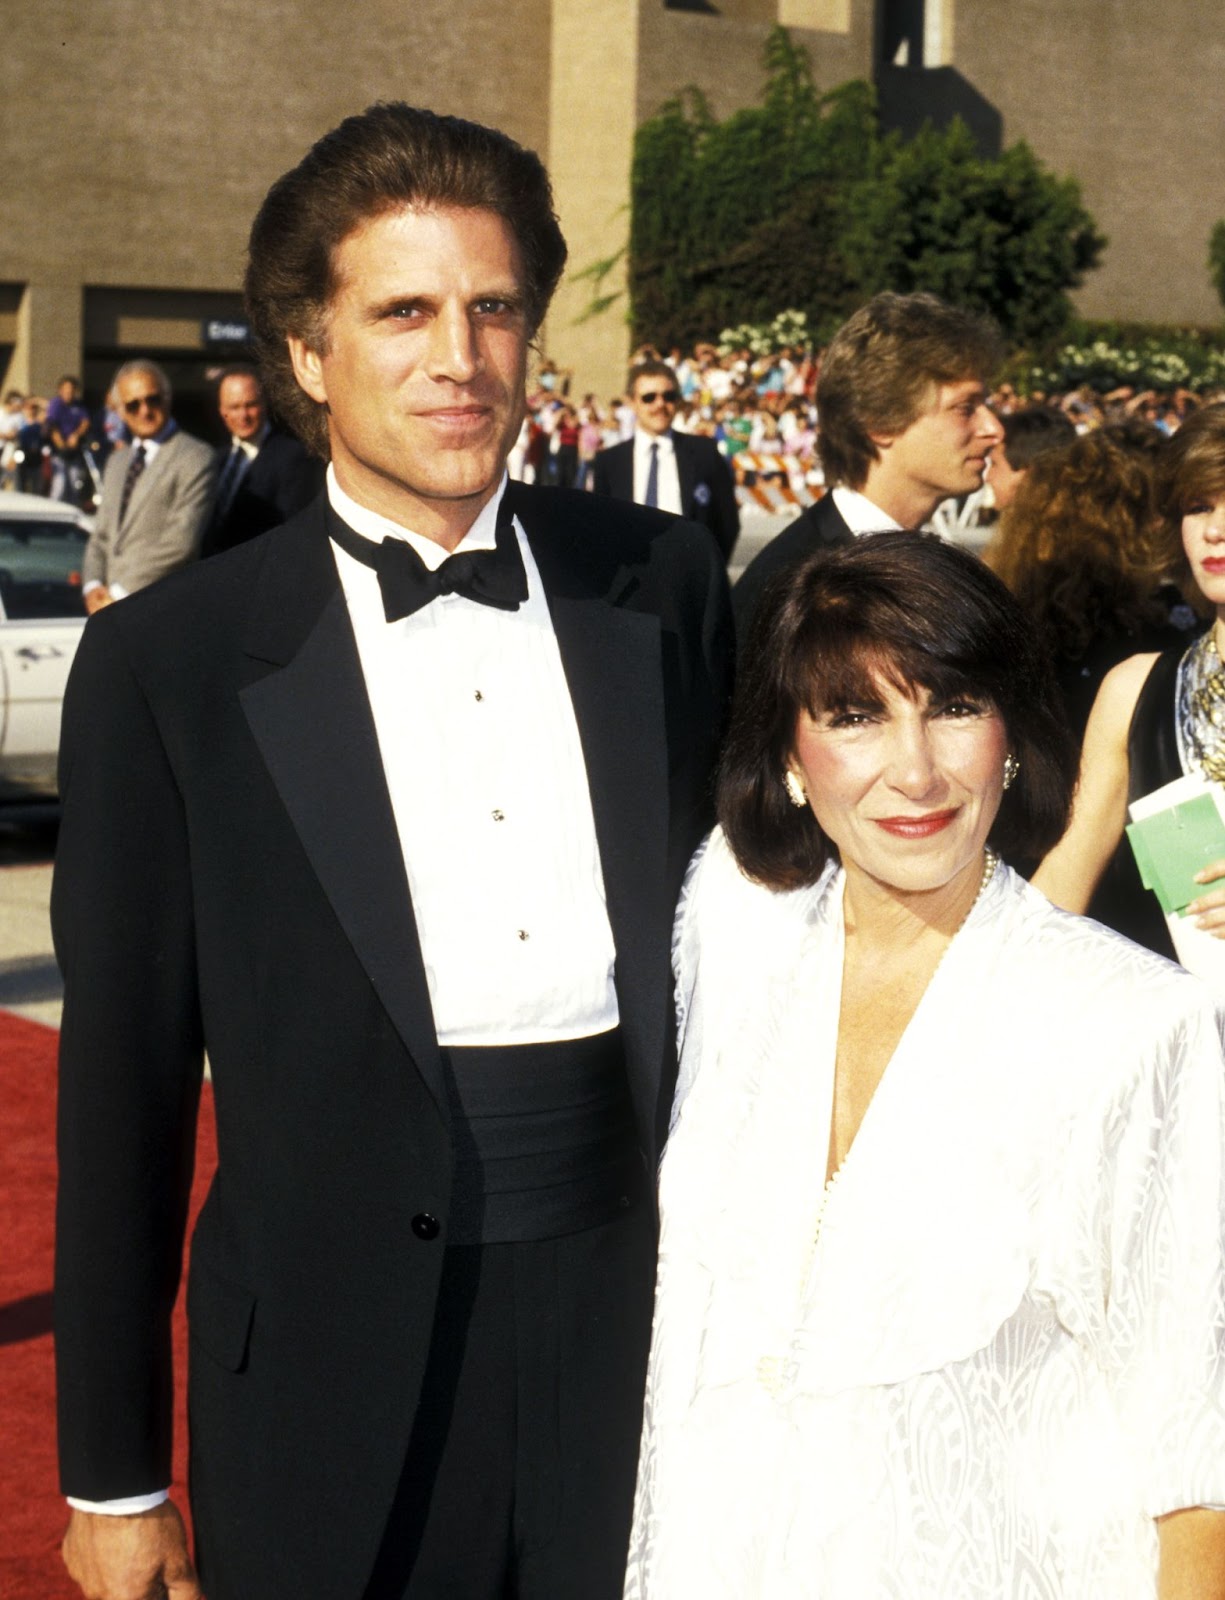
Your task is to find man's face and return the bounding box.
[218,374,266,442]
[116,369,170,441]
[289,204,530,543]
[880,378,1004,503]
[630,373,679,439]
[57,379,78,404]
[984,445,1026,511]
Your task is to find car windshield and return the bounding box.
[0,520,87,620]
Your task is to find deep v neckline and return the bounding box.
[819,859,994,1190]
[825,876,946,1190]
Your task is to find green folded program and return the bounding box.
[1126,791,1225,916]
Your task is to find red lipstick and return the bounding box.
[874,809,959,838]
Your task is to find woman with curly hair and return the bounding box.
[1036,405,1225,959]
[986,423,1196,744]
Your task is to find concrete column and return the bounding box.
[12,282,84,397]
[780,0,852,31]
[544,0,639,402]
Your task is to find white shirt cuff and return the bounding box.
[67,1489,170,1515]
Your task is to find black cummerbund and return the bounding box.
[442,1029,644,1245]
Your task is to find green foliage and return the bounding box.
[1210,221,1225,314]
[570,245,628,323]
[1023,322,1225,395]
[718,309,811,357]
[628,27,1105,352]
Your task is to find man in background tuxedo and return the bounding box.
[202,365,321,556]
[592,359,740,560]
[732,292,1005,642]
[55,103,732,1600]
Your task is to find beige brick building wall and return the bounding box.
[3,0,1220,416]
[2,0,551,417]
[949,0,1225,327]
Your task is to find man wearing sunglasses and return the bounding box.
[82,360,216,614]
[592,360,740,561]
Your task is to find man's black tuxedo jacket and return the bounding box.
[53,485,733,1598]
[202,429,323,558]
[732,490,855,648]
[591,432,740,561]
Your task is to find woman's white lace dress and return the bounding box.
[624,831,1225,1598]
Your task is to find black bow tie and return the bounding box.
[326,495,528,622]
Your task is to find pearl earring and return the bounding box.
[784,769,808,809]
[1002,753,1020,791]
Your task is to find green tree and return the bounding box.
[628,27,1105,351]
[844,122,1105,347]
[1210,221,1225,314]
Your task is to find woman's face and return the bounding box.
[1182,493,1225,609]
[789,671,1009,896]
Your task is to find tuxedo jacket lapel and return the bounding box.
[516,489,672,1143]
[237,511,448,1118]
[608,440,634,499]
[236,491,676,1139]
[673,433,696,517]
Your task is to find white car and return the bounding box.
[0,492,90,799]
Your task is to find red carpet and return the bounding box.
[0,1011,217,1598]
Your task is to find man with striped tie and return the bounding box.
[81,360,215,613]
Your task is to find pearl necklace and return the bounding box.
[756,848,999,1397]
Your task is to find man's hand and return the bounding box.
[84,586,114,616]
[62,1502,202,1600]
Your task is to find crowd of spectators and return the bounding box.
[512,341,1225,525]
[509,346,822,506]
[0,378,128,508]
[511,332,1225,786]
[6,339,1224,529]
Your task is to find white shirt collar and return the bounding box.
[634,428,675,459]
[326,463,506,573]
[831,485,905,535]
[230,423,270,460]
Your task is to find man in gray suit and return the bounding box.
[83,361,216,614]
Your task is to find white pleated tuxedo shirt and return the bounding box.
[326,467,619,1045]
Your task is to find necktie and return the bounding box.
[644,441,659,509]
[326,496,528,623]
[215,444,248,520]
[119,444,146,525]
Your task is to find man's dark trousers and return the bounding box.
[54,484,733,1599]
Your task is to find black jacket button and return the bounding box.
[411,1213,441,1241]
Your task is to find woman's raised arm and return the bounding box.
[1032,652,1158,912]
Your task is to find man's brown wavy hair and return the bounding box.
[245,102,567,458]
[816,292,1004,490]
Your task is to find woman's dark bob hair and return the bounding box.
[719,531,1076,890]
